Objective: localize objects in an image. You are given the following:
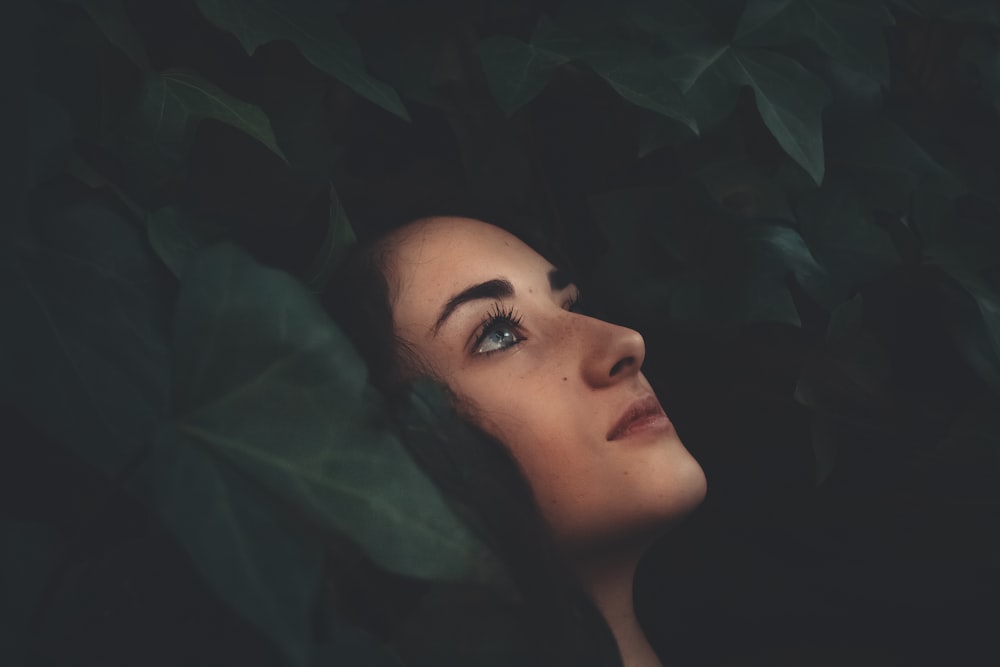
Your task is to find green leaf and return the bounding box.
[725,48,831,184]
[474,35,569,116]
[581,47,699,133]
[69,0,151,70]
[826,293,864,340]
[797,182,900,288]
[735,0,892,85]
[300,186,355,293]
[828,120,967,210]
[0,520,63,662]
[523,18,698,132]
[135,69,287,161]
[146,205,228,278]
[132,434,324,667]
[193,0,409,121]
[0,203,173,478]
[169,244,500,583]
[697,156,795,221]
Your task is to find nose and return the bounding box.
[579,316,646,387]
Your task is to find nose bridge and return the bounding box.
[575,312,646,386]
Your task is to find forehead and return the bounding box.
[385,217,551,324]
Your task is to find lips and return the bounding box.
[607,395,671,441]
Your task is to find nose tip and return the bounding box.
[584,319,646,386]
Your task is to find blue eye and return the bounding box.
[476,324,521,354]
[474,304,524,355]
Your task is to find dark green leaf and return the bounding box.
[146,205,228,278]
[193,0,409,120]
[475,35,569,116]
[697,156,795,221]
[132,434,324,667]
[826,293,864,340]
[526,18,698,132]
[0,520,63,661]
[725,48,831,184]
[476,30,569,116]
[0,203,172,478]
[828,120,967,210]
[735,0,892,85]
[169,244,499,583]
[135,69,287,161]
[300,186,355,293]
[69,0,151,70]
[797,182,900,287]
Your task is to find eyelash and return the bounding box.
[474,302,524,355]
[472,291,583,357]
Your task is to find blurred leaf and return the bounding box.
[623,0,718,52]
[697,156,795,221]
[726,48,831,184]
[69,0,151,70]
[169,244,500,583]
[134,69,287,162]
[638,110,698,156]
[933,273,1000,391]
[0,203,173,478]
[797,182,900,288]
[664,41,731,93]
[300,186,355,293]
[146,205,229,278]
[826,293,864,340]
[735,0,892,85]
[475,35,569,116]
[193,0,409,121]
[828,120,967,210]
[913,189,1000,276]
[132,434,324,667]
[0,520,63,662]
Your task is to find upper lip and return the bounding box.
[607,395,666,441]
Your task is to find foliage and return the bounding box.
[7,0,1000,664]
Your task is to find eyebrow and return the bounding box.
[432,269,570,336]
[433,278,514,335]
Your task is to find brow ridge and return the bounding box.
[433,278,514,335]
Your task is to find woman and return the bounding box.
[326,216,707,667]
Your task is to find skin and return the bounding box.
[384,217,707,666]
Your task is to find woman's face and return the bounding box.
[386,217,706,552]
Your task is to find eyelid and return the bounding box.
[470,301,524,354]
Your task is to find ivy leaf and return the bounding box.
[828,120,967,210]
[797,182,900,288]
[146,205,229,278]
[0,203,173,478]
[735,0,893,85]
[135,69,286,162]
[576,45,699,133]
[169,244,500,583]
[515,18,698,132]
[0,520,63,663]
[132,435,325,667]
[726,48,831,184]
[69,0,151,70]
[474,35,569,116]
[193,0,409,121]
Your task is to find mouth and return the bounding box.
[607,395,672,441]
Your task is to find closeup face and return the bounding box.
[385,217,706,553]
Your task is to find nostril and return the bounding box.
[609,357,632,377]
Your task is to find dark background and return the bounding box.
[4,1,1000,665]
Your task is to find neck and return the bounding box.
[572,546,662,667]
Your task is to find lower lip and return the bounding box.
[612,412,673,440]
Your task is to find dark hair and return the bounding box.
[321,220,623,666]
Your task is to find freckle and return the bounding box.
[562,377,567,381]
